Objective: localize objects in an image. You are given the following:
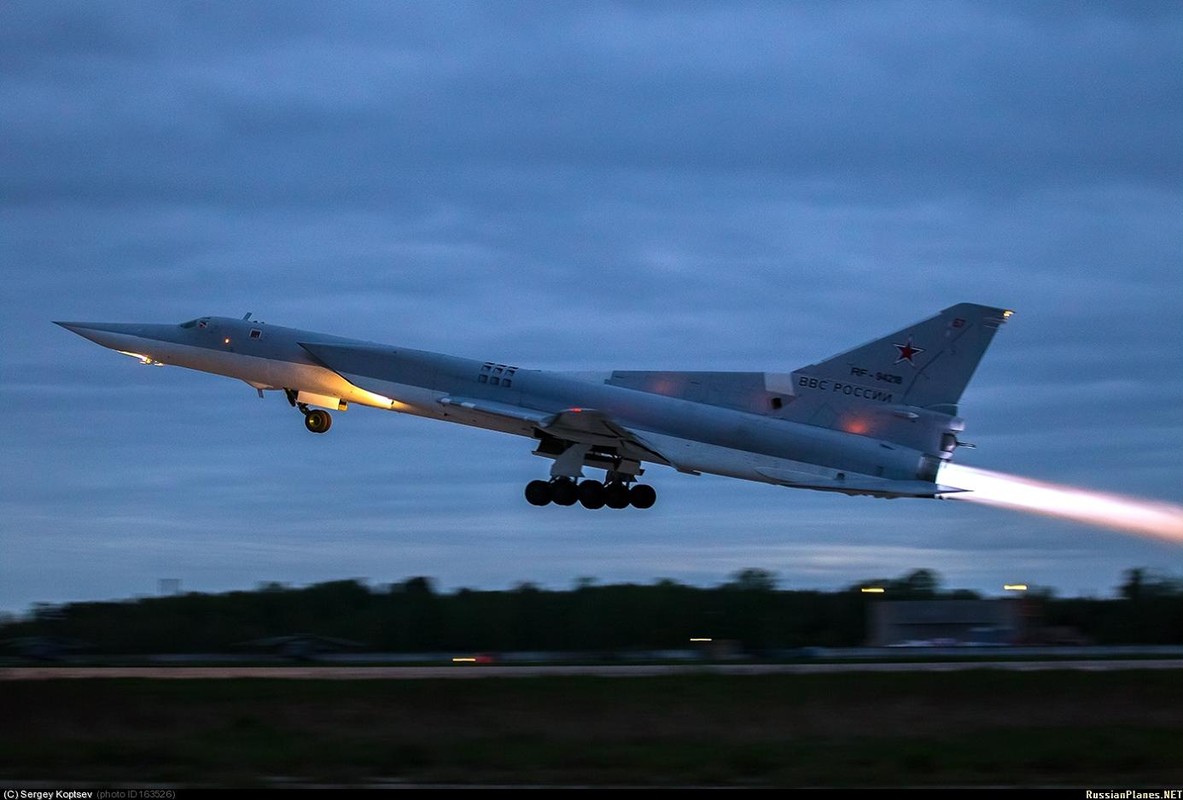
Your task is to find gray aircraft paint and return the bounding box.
[56,303,1011,506]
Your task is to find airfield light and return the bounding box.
[690,637,713,643]
[1004,584,1028,592]
[861,587,886,594]
[451,657,477,663]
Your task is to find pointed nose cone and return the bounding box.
[54,321,160,351]
[54,321,99,337]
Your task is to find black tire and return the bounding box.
[578,480,606,509]
[604,482,630,509]
[629,484,657,509]
[524,480,552,506]
[551,478,578,506]
[304,409,332,433]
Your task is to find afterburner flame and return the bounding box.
[938,463,1183,545]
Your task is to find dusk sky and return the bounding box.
[3,1,1182,614]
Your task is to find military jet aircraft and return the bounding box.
[56,303,1011,509]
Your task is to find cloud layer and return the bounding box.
[2,1,1181,612]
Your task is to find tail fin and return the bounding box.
[795,303,1012,415]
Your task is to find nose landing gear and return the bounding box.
[303,408,332,434]
[284,389,333,433]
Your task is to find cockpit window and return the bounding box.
[180,318,211,329]
[180,320,198,329]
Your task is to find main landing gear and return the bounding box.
[524,477,657,510]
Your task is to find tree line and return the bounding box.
[2,567,1181,655]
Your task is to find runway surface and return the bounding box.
[4,659,1183,679]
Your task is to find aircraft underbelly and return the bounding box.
[122,337,393,409]
[636,431,839,485]
[637,432,952,497]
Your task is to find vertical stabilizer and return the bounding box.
[793,303,1011,415]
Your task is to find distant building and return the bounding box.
[236,634,367,661]
[868,599,1025,647]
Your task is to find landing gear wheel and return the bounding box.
[577,480,606,509]
[304,408,332,434]
[550,478,578,506]
[525,479,553,506]
[629,484,657,509]
[604,481,631,509]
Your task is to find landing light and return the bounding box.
[861,587,886,594]
[1004,584,1028,592]
[117,350,163,366]
[690,637,713,643]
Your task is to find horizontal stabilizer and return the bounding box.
[756,468,967,498]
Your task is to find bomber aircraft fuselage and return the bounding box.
[57,303,1012,509]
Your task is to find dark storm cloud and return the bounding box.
[1,1,1181,612]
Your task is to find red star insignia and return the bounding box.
[894,337,925,365]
